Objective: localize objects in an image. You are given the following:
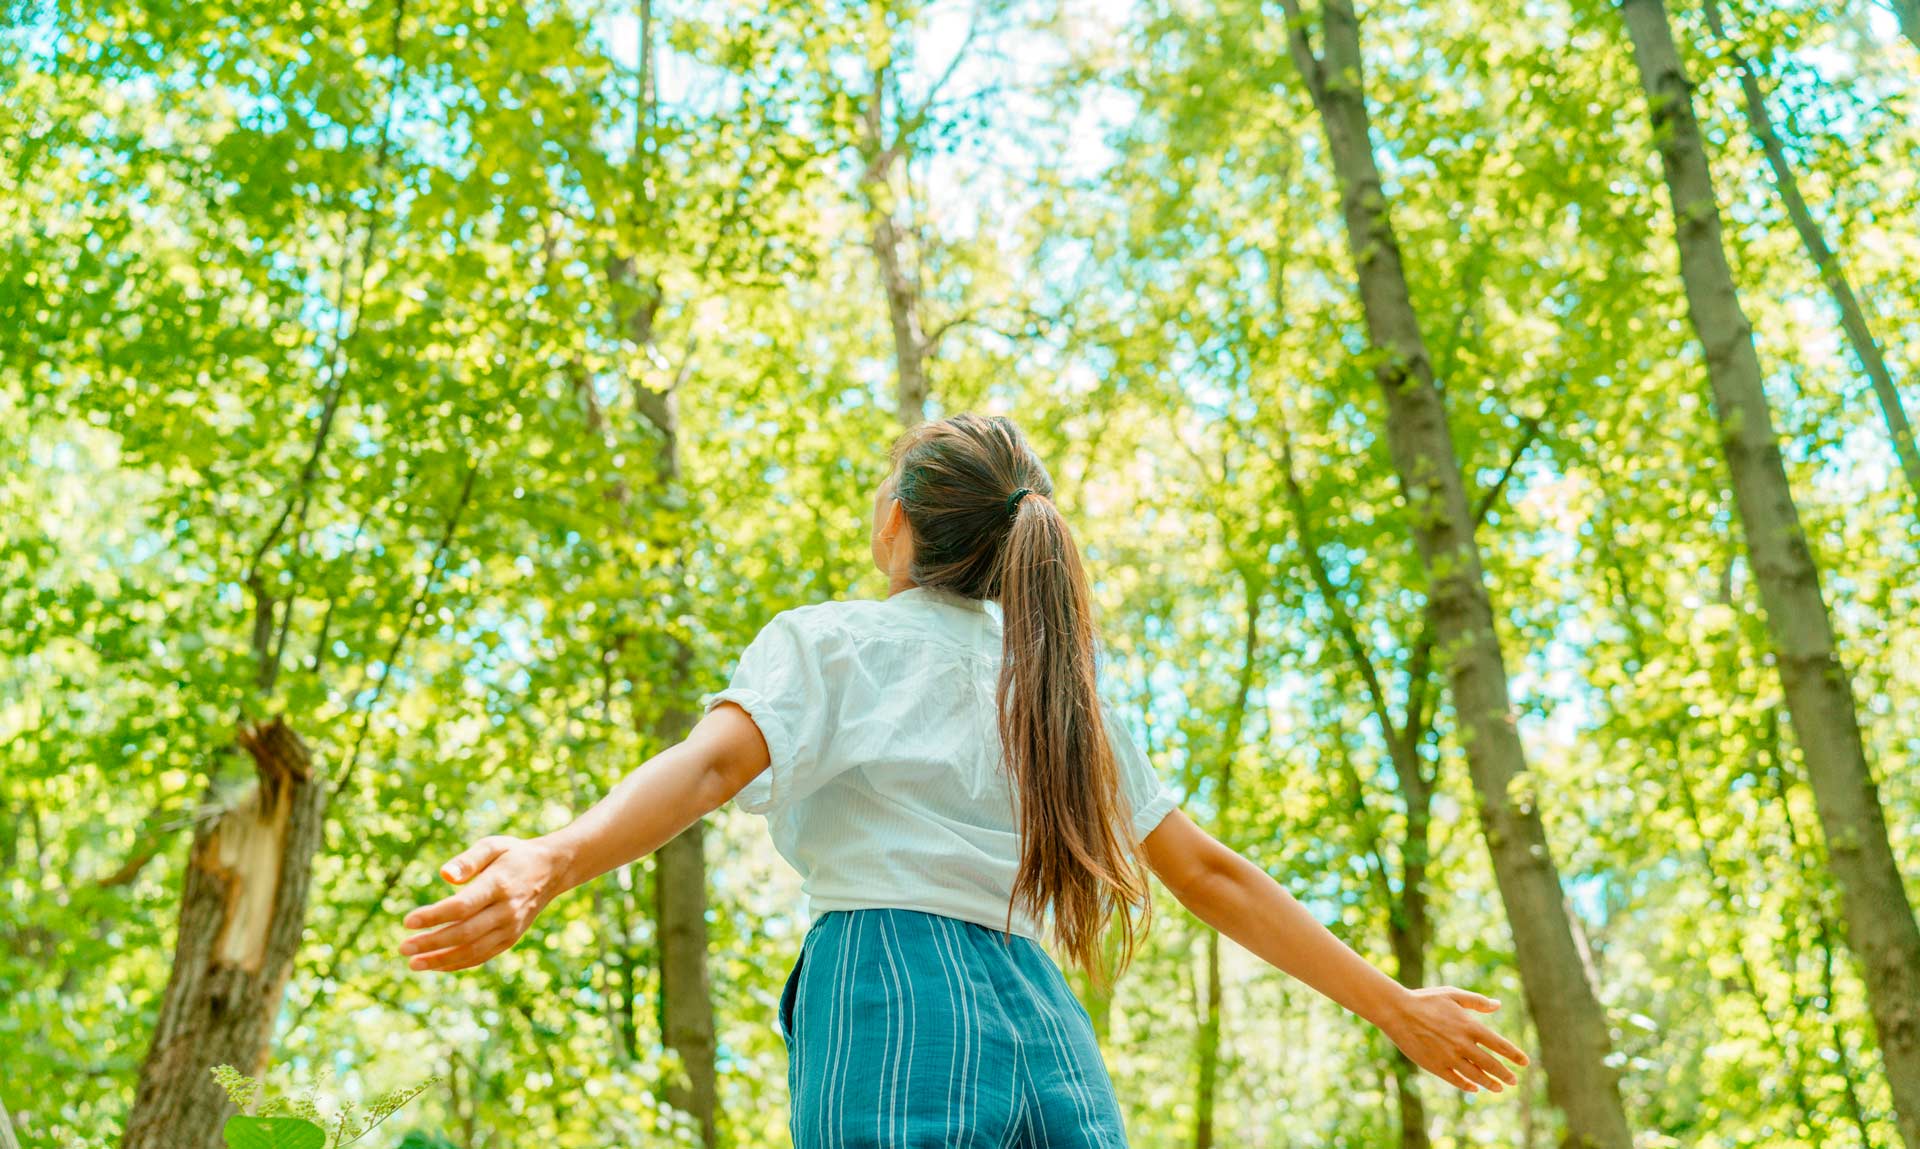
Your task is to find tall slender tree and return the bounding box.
[608,4,718,1138]
[1702,0,1920,512]
[1273,1,1636,1144]
[1619,2,1920,1143]
[1276,409,1545,1149]
[861,60,933,429]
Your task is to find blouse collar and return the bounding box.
[889,584,992,613]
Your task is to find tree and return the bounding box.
[1702,0,1920,514]
[1619,1,1920,1142]
[1273,1,1637,1144]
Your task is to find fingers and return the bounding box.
[399,901,510,961]
[403,876,497,931]
[1463,1044,1517,1089]
[1455,1057,1505,1092]
[1439,1066,1480,1094]
[441,835,517,885]
[1473,1023,1531,1068]
[1446,987,1500,1013]
[409,924,518,972]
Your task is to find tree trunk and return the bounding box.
[1620,3,1920,1144]
[1704,0,1920,512]
[644,471,717,1149]
[1072,924,1125,1048]
[1276,4,1635,1146]
[1194,929,1223,1149]
[613,0,720,1104]
[656,820,718,1148]
[619,245,719,1143]
[123,719,326,1149]
[636,409,718,1147]
[861,67,930,428]
[1386,735,1434,1149]
[874,210,929,427]
[1276,420,1445,1149]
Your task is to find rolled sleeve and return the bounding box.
[701,609,847,817]
[1101,696,1180,838]
[700,684,798,815]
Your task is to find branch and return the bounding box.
[330,457,482,797]
[1328,716,1397,912]
[859,15,984,188]
[243,0,413,688]
[286,691,524,1032]
[1403,621,1437,750]
[924,304,1053,354]
[1470,403,1555,527]
[1273,416,1399,741]
[92,802,201,888]
[1276,0,1328,106]
[247,0,411,572]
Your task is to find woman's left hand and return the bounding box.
[1379,986,1531,1094]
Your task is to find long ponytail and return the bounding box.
[888,414,1152,977]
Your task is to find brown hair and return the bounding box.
[887,413,1151,977]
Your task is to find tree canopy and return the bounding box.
[3,0,1917,1146]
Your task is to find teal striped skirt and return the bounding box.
[778,907,1130,1148]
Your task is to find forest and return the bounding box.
[2,0,1918,1145]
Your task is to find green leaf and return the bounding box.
[222,1116,327,1149]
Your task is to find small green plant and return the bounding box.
[210,1065,439,1149]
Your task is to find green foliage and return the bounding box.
[222,1118,327,1149]
[211,1066,436,1149]
[1,0,1915,1147]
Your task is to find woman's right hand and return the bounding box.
[1380,986,1531,1094]
[398,835,571,973]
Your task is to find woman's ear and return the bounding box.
[880,496,914,575]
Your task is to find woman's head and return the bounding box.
[872,413,1052,595]
[874,413,1151,978]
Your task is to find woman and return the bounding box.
[400,413,1528,1146]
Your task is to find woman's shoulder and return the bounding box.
[767,593,988,656]
[768,595,881,630]
[759,596,892,648]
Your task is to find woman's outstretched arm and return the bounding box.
[1141,808,1530,1094]
[398,701,771,972]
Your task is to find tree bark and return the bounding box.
[0,1093,20,1149]
[1704,0,1920,512]
[1194,930,1223,1149]
[656,820,718,1148]
[1620,3,1920,1144]
[1275,404,1468,1149]
[1276,4,1634,1146]
[861,66,930,428]
[627,356,719,1149]
[1385,734,1435,1149]
[617,239,719,1143]
[123,720,327,1149]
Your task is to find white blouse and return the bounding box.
[698,583,1181,941]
